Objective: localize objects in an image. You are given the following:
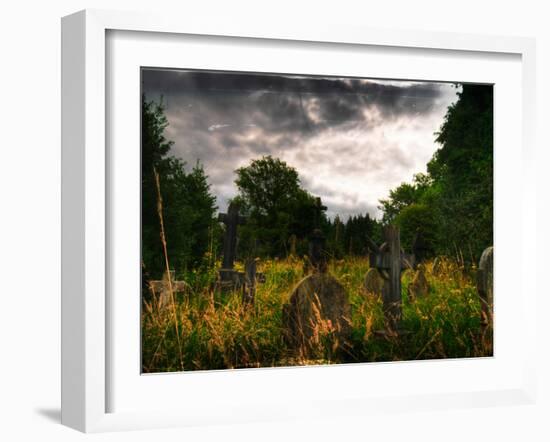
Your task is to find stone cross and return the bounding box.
[366,225,414,334]
[308,229,327,273]
[218,202,246,282]
[308,197,328,273]
[313,197,327,228]
[242,258,257,306]
[147,269,191,309]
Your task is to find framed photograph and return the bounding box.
[62,9,537,432]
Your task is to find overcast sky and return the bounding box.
[142,69,460,220]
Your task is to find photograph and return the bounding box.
[140,68,494,373]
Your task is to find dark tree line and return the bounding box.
[231,156,383,260]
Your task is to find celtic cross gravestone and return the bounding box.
[366,225,414,335]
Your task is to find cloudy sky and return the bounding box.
[142,68,460,220]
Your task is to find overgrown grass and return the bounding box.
[141,256,492,372]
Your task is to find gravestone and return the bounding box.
[217,202,247,292]
[364,267,384,296]
[366,225,414,335]
[407,266,430,300]
[288,234,297,257]
[216,203,266,302]
[282,196,351,357]
[148,270,191,309]
[282,273,352,358]
[242,258,258,306]
[476,246,493,325]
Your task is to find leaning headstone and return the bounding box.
[282,273,352,358]
[283,196,350,358]
[476,246,494,325]
[407,266,430,300]
[364,268,384,296]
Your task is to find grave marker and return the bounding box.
[407,265,430,300]
[366,225,413,335]
[216,202,265,298]
[242,258,257,306]
[282,273,352,359]
[364,268,384,296]
[148,270,191,309]
[282,196,351,358]
[476,246,493,325]
[307,197,328,273]
[218,202,246,282]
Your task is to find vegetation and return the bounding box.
[141,97,219,279]
[379,85,493,262]
[142,256,491,372]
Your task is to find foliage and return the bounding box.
[378,173,431,224]
[394,203,438,253]
[141,256,491,372]
[234,156,321,257]
[377,84,493,263]
[141,97,218,279]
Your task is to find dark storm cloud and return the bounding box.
[143,68,460,218]
[142,69,450,134]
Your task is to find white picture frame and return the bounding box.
[61,9,537,433]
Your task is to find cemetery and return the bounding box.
[140,71,494,373]
[142,192,494,371]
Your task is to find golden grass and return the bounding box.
[141,255,492,372]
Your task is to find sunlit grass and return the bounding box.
[141,256,492,372]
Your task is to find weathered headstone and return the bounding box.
[366,226,413,335]
[288,234,297,257]
[282,273,352,358]
[407,266,430,300]
[148,270,191,309]
[476,246,493,325]
[364,267,384,296]
[282,196,351,357]
[242,258,257,306]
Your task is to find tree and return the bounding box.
[141,96,218,278]
[429,84,493,260]
[234,156,321,257]
[378,173,432,224]
[342,213,381,256]
[379,84,493,261]
[394,203,437,255]
[377,84,493,263]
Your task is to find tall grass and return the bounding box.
[141,255,492,372]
